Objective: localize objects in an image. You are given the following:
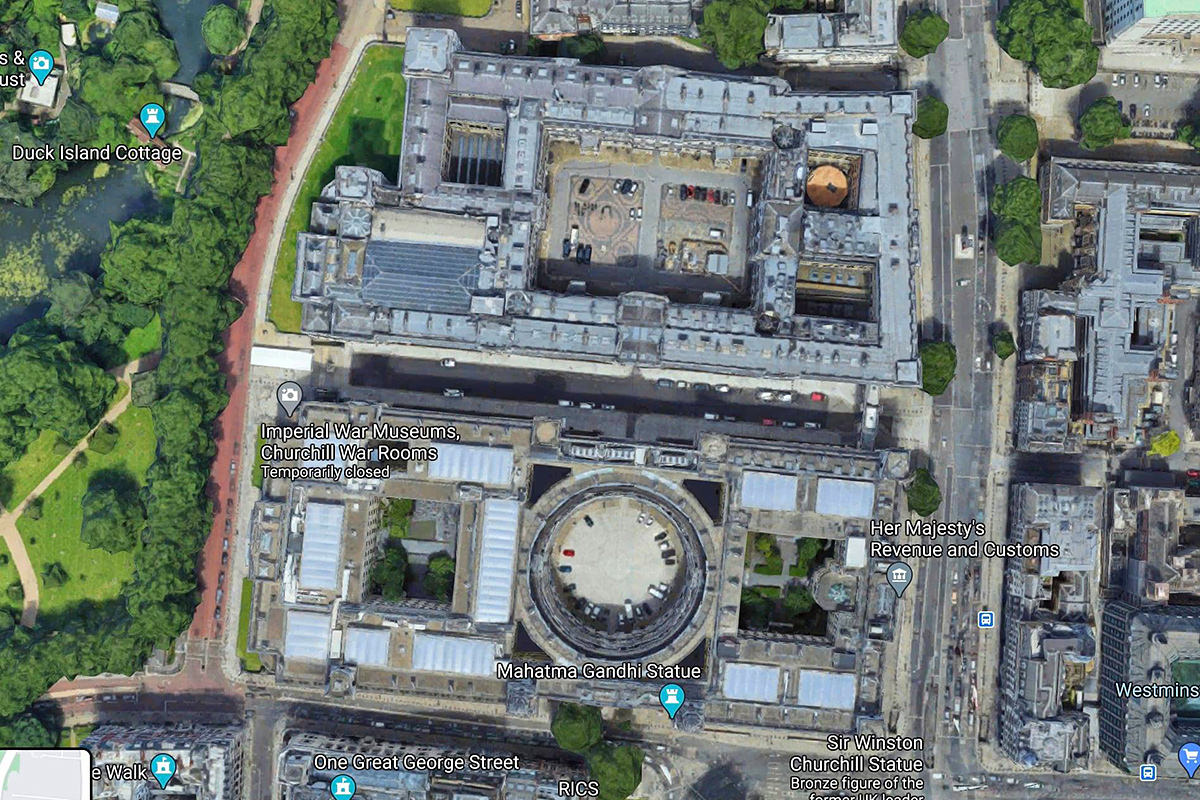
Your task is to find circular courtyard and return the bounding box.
[524,474,712,662]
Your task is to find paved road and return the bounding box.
[906,0,1002,787]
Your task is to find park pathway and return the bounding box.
[0,360,143,628]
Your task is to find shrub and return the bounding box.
[992,330,1016,360]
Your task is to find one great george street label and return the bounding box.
[868,518,1062,560]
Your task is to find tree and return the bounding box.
[1150,430,1181,458]
[997,0,1098,88]
[424,552,456,603]
[995,219,1042,266]
[202,4,246,55]
[919,341,957,396]
[913,97,948,139]
[782,585,814,618]
[739,588,772,629]
[992,329,1016,360]
[1078,96,1130,150]
[699,0,768,69]
[906,468,942,517]
[991,177,1041,224]
[0,712,56,747]
[561,33,605,63]
[551,702,603,754]
[899,10,949,58]
[80,473,146,554]
[370,543,409,601]
[381,497,413,538]
[587,743,644,800]
[1179,118,1200,151]
[996,114,1039,161]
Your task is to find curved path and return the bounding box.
[1,361,141,627]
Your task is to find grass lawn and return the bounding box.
[251,434,265,489]
[121,314,162,363]
[389,0,492,13]
[0,430,66,510]
[16,406,156,617]
[238,577,263,672]
[268,44,407,333]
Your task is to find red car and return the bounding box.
[686,184,695,198]
[810,391,827,401]
[562,548,575,557]
[762,418,776,426]
[707,188,717,203]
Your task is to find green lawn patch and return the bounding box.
[252,433,265,489]
[120,314,162,363]
[389,0,491,14]
[0,430,65,509]
[238,577,263,672]
[269,45,407,333]
[16,406,155,616]
[754,586,781,599]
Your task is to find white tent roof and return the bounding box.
[411,633,495,675]
[740,471,799,511]
[473,499,520,623]
[845,535,867,568]
[284,609,332,661]
[298,502,344,591]
[795,669,856,710]
[343,627,391,667]
[814,478,875,518]
[427,443,514,485]
[249,346,313,372]
[722,662,782,703]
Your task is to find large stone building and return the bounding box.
[84,723,246,800]
[997,483,1104,772]
[293,29,921,386]
[1014,158,1200,452]
[1099,0,1200,61]
[243,399,910,736]
[1099,479,1200,775]
[763,0,898,65]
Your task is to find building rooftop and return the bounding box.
[294,31,921,386]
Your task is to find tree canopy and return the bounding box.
[992,329,1017,360]
[899,10,949,58]
[551,702,604,754]
[997,0,1098,88]
[996,114,1039,161]
[1150,430,1181,458]
[698,0,768,68]
[1179,118,1200,151]
[80,472,146,554]
[370,544,409,601]
[1078,96,1130,150]
[424,552,456,603]
[913,96,949,139]
[202,4,246,55]
[919,341,957,396]
[906,468,943,517]
[991,177,1043,266]
[587,743,644,800]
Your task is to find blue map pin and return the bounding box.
[659,683,685,719]
[1180,742,1200,778]
[27,50,54,86]
[329,774,356,800]
[140,103,166,139]
[150,753,177,789]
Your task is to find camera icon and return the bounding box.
[30,55,50,71]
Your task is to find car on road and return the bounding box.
[558,399,574,407]
[578,177,590,194]
[777,391,793,402]
[579,401,594,409]
[443,388,463,398]
[762,418,776,426]
[558,565,572,573]
[562,238,572,257]
[715,384,730,393]
[562,549,575,557]
[810,391,826,401]
[693,382,711,391]
[703,412,720,420]
[582,244,593,263]
[657,378,674,388]
[441,358,456,367]
[781,420,797,428]
[803,421,821,429]
[515,0,522,15]
[756,389,776,401]
[600,403,616,410]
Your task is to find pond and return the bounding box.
[0,0,220,338]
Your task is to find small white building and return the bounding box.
[95,1,120,25]
[17,68,60,110]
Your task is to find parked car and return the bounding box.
[562,238,572,258]
[441,358,457,367]
[810,391,827,401]
[762,418,777,426]
[443,388,464,398]
[558,565,572,573]
[582,244,593,263]
[578,177,591,194]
